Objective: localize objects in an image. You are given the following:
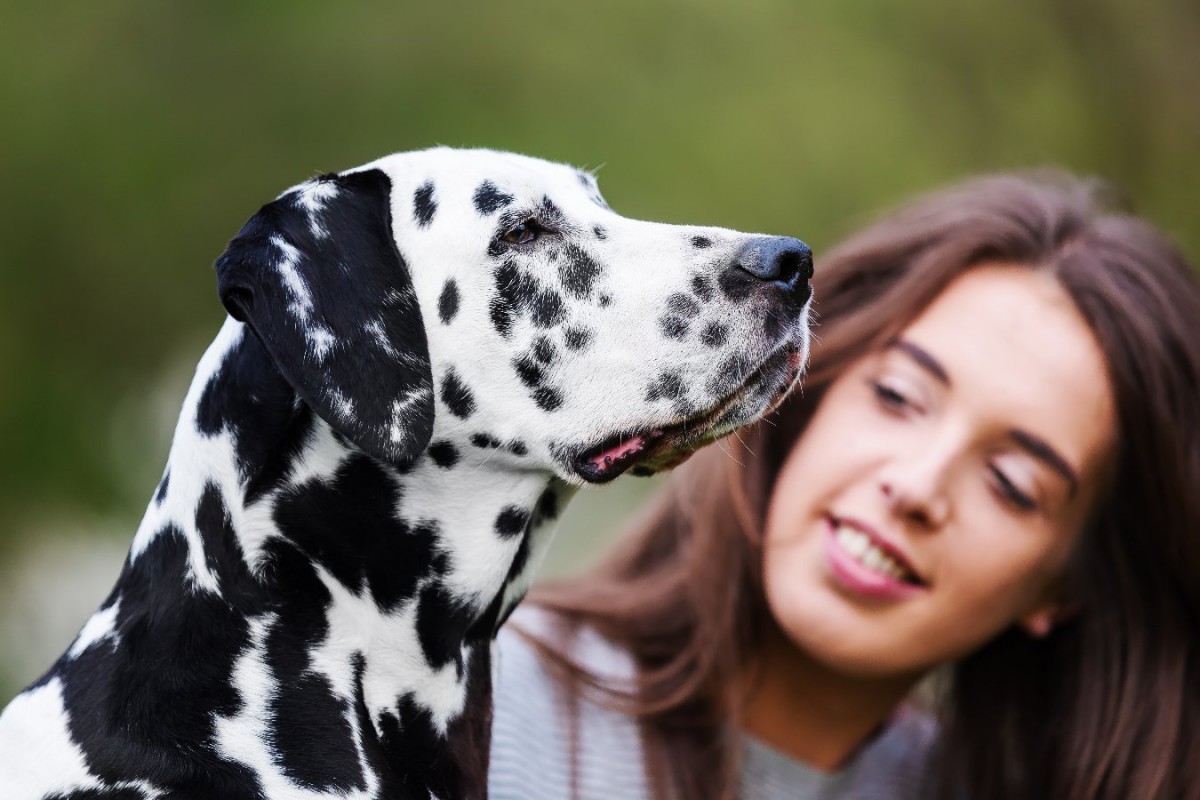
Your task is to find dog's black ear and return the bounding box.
[214,168,434,465]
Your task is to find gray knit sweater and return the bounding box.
[490,611,938,799]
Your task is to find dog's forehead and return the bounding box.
[365,147,598,204]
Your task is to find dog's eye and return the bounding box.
[501,219,544,245]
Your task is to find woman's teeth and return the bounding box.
[833,523,915,583]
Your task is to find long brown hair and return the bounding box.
[523,172,1200,800]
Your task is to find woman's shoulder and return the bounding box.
[490,606,649,800]
[492,608,942,800]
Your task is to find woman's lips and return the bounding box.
[822,516,928,601]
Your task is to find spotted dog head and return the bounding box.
[216,147,811,486]
[0,148,812,800]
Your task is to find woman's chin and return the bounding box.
[765,575,936,679]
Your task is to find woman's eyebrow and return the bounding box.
[888,338,1082,496]
[1009,430,1080,496]
[888,338,950,385]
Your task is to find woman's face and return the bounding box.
[763,263,1117,677]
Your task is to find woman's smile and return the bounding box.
[822,514,927,600]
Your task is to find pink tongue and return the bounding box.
[588,435,647,470]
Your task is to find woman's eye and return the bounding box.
[872,381,910,410]
[502,219,542,245]
[988,465,1039,512]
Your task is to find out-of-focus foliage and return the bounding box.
[1,0,1197,544]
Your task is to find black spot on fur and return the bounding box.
[532,336,557,365]
[195,333,299,482]
[473,180,514,214]
[506,440,528,456]
[415,582,475,671]
[531,289,565,328]
[667,292,700,316]
[701,321,729,348]
[487,486,563,633]
[536,486,559,521]
[659,315,690,339]
[492,261,540,336]
[691,235,713,249]
[438,279,460,325]
[514,354,545,388]
[266,600,365,794]
[195,484,260,609]
[274,456,441,609]
[498,261,527,296]
[599,293,613,307]
[428,440,459,468]
[708,356,746,397]
[471,432,503,449]
[490,295,515,337]
[495,506,531,538]
[718,267,756,302]
[534,386,564,411]
[538,196,566,226]
[413,180,437,228]
[377,699,441,793]
[154,470,169,505]
[55,527,267,796]
[691,274,715,302]
[593,225,607,240]
[376,650,493,799]
[244,405,317,505]
[646,371,686,402]
[440,368,476,419]
[560,244,604,299]
[564,326,593,351]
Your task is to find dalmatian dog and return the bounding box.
[0,148,813,800]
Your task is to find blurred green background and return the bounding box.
[1,0,1197,698]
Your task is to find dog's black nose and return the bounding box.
[733,236,814,302]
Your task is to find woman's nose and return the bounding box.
[877,450,952,530]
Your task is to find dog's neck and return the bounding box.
[118,318,569,797]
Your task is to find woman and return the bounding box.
[489,172,1200,800]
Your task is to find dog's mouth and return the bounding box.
[571,345,804,484]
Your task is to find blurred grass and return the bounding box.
[0,0,1197,693]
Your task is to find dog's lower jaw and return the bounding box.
[20,320,568,800]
